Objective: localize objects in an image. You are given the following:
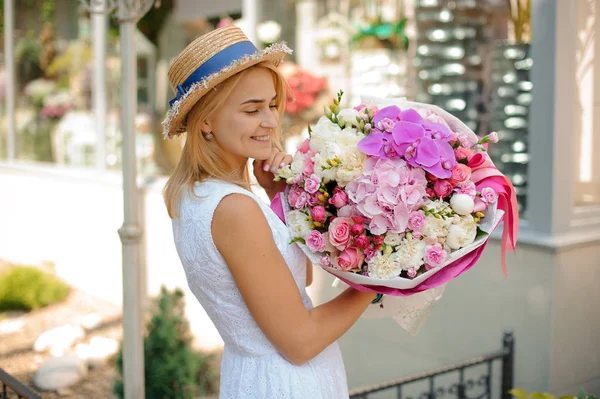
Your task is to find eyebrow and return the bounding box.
[241,95,277,105]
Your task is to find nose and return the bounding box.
[261,111,278,130]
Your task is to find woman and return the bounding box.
[163,26,379,398]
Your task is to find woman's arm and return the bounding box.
[213,194,375,366]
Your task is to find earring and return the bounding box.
[204,132,214,140]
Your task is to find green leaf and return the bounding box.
[531,393,552,399]
[289,237,306,245]
[509,389,528,399]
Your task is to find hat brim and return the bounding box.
[162,42,292,139]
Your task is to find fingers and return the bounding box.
[261,149,290,173]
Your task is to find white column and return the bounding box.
[527,0,577,236]
[117,17,145,399]
[92,0,108,170]
[4,0,16,161]
[242,0,258,44]
[295,0,317,70]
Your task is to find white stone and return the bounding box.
[33,355,87,391]
[75,336,119,368]
[0,319,24,334]
[34,325,85,353]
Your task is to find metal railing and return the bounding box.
[349,331,515,399]
[0,368,43,399]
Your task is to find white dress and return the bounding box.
[172,179,349,398]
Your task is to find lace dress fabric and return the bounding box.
[172,179,349,398]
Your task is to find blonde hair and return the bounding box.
[163,62,287,218]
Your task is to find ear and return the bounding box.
[200,121,212,134]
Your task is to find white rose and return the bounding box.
[287,210,312,239]
[393,238,426,270]
[450,194,475,215]
[368,252,402,279]
[445,216,478,249]
[383,233,402,246]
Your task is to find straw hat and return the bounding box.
[162,25,292,138]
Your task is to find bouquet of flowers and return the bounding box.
[272,92,519,333]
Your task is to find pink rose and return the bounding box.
[308,192,321,206]
[319,255,332,266]
[480,187,498,204]
[407,267,417,278]
[306,230,326,252]
[454,181,477,198]
[351,223,364,235]
[303,155,315,176]
[424,244,447,267]
[426,187,436,198]
[354,235,369,250]
[328,217,352,250]
[294,191,309,209]
[334,247,363,271]
[408,211,426,231]
[454,147,474,161]
[450,164,472,185]
[329,190,348,208]
[298,139,310,154]
[310,206,326,223]
[304,174,321,194]
[433,179,453,198]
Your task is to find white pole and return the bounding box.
[92,0,108,170]
[295,0,316,70]
[4,0,16,161]
[117,17,145,399]
[242,0,258,44]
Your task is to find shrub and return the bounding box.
[114,286,217,399]
[0,264,70,311]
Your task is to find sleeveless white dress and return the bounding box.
[171,179,349,398]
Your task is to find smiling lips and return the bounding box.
[251,135,270,142]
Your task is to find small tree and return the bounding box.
[114,286,216,399]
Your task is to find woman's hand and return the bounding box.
[253,148,292,200]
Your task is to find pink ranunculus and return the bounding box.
[473,196,487,212]
[351,223,364,236]
[334,247,363,271]
[288,185,303,207]
[480,187,498,204]
[354,235,369,250]
[304,174,321,194]
[294,191,309,209]
[433,179,454,198]
[455,181,477,198]
[319,255,332,266]
[303,155,315,176]
[310,206,326,223]
[450,164,472,185]
[407,267,417,278]
[298,139,311,154]
[408,210,426,231]
[328,217,352,250]
[306,230,327,252]
[454,147,474,161]
[329,190,348,208]
[424,244,447,267]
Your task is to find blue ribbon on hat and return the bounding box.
[169,41,258,107]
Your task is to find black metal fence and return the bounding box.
[0,368,43,399]
[349,331,515,399]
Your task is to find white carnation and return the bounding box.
[287,210,312,239]
[336,149,367,186]
[421,214,450,241]
[290,152,305,175]
[446,216,477,250]
[368,252,402,279]
[337,108,360,127]
[383,233,402,246]
[312,152,337,183]
[393,238,426,270]
[310,117,342,153]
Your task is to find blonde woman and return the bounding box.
[163,26,378,398]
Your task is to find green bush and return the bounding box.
[510,388,596,399]
[0,264,70,311]
[114,286,217,399]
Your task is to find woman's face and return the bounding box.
[203,67,279,170]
